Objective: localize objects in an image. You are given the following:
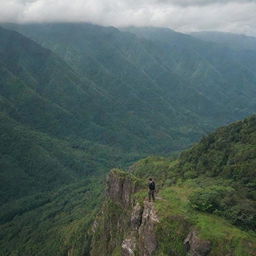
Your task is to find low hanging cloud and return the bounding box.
[0,0,256,36]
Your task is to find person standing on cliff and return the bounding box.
[148,178,156,202]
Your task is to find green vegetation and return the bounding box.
[0,178,103,256]
[155,184,256,256]
[111,168,144,188]
[179,115,256,186]
[91,199,130,256]
[131,116,256,231]
[128,115,256,254]
[189,184,255,230]
[177,116,256,229]
[131,156,180,187]
[5,23,256,153]
[0,112,138,205]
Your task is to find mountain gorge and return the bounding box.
[0,23,256,255]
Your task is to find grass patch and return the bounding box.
[154,181,256,256]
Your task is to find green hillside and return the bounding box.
[0,111,116,255]
[179,115,256,187]
[2,23,206,153]
[124,27,256,108]
[132,115,256,231]
[0,26,140,199]
[91,115,256,255]
[0,177,103,256]
[5,23,256,152]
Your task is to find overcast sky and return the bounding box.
[0,0,256,36]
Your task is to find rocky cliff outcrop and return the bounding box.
[120,201,159,256]
[90,169,214,256]
[90,169,160,256]
[106,169,140,208]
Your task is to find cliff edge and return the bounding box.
[90,169,217,256]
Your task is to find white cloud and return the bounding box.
[154,0,255,6]
[0,0,256,36]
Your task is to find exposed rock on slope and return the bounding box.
[184,231,211,256]
[91,169,160,256]
[106,170,140,208]
[90,169,217,256]
[137,201,159,256]
[121,201,159,256]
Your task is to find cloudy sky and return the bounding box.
[1,0,256,36]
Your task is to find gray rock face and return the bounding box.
[122,201,159,256]
[131,203,144,230]
[106,170,139,208]
[122,237,137,256]
[138,201,159,256]
[184,231,211,256]
[93,170,160,256]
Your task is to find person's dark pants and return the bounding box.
[148,189,155,202]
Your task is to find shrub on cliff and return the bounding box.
[189,185,256,230]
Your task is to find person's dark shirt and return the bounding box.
[148,181,155,190]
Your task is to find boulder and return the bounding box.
[184,231,211,256]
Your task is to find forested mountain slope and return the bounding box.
[5,23,256,153]
[0,26,109,139]
[124,27,256,110]
[0,26,137,201]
